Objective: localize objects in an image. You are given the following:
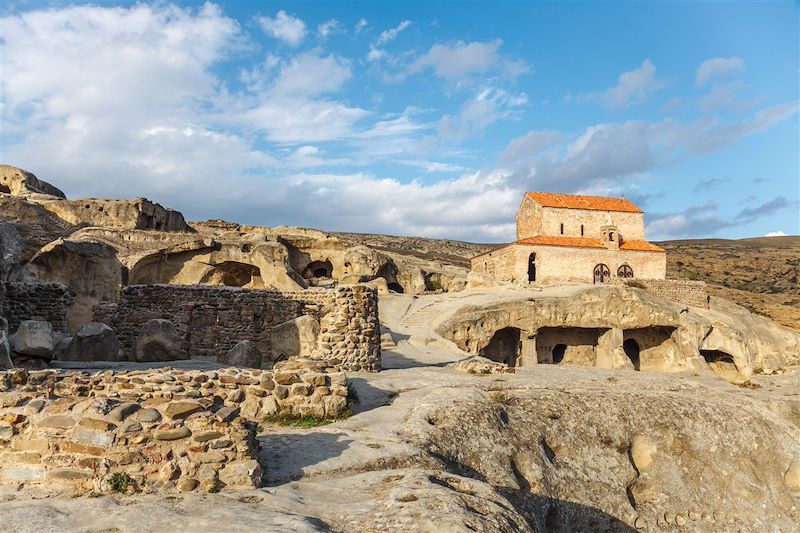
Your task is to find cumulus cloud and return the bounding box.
[765,231,787,237]
[582,59,667,108]
[258,10,306,47]
[355,18,368,34]
[317,19,341,38]
[438,86,528,142]
[410,39,529,82]
[376,20,411,46]
[696,57,745,87]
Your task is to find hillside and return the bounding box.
[659,236,800,332]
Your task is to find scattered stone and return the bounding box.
[134,319,187,363]
[11,321,55,359]
[61,322,119,362]
[218,340,262,369]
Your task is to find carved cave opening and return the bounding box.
[535,327,604,366]
[201,261,261,287]
[302,260,333,280]
[479,327,521,367]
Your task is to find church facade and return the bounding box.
[471,192,666,285]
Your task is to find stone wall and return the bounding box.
[0,364,348,494]
[618,279,709,309]
[516,197,646,241]
[0,281,75,333]
[94,284,380,372]
[472,243,666,286]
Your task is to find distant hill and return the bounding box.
[658,236,800,332]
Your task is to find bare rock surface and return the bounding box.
[271,315,320,362]
[61,321,119,361]
[11,319,55,358]
[219,339,263,368]
[134,319,187,362]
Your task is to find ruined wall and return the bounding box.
[617,279,708,309]
[94,284,380,371]
[0,282,75,333]
[472,244,666,285]
[0,365,347,494]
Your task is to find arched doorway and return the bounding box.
[623,339,640,370]
[527,253,536,283]
[551,344,567,364]
[480,327,522,366]
[593,263,610,284]
[617,264,634,278]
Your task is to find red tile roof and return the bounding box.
[526,192,643,213]
[620,240,665,252]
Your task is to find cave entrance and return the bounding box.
[623,339,641,370]
[701,350,737,369]
[551,344,566,364]
[0,184,10,194]
[535,327,605,366]
[479,327,521,366]
[387,282,405,294]
[302,260,333,280]
[201,261,261,287]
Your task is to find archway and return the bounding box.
[527,253,536,283]
[201,261,261,287]
[551,344,567,364]
[623,339,640,370]
[302,260,333,279]
[593,263,610,284]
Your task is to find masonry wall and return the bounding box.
[515,197,645,241]
[0,281,75,333]
[0,365,348,494]
[617,279,709,309]
[93,284,380,372]
[472,244,666,285]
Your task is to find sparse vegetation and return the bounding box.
[264,408,353,428]
[108,472,132,493]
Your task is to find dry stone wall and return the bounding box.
[0,364,348,494]
[0,281,75,333]
[94,284,380,372]
[618,279,709,308]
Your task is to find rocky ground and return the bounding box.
[1,290,798,533]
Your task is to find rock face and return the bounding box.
[0,329,13,369]
[270,315,320,362]
[0,222,24,280]
[133,319,187,362]
[0,165,66,198]
[11,320,55,359]
[218,340,262,368]
[61,322,119,362]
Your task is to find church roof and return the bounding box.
[525,192,643,213]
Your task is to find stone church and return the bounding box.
[472,192,666,285]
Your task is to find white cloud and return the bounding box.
[499,131,563,165]
[765,231,787,237]
[317,19,341,38]
[582,59,667,108]
[698,80,753,113]
[410,39,529,82]
[258,10,306,47]
[355,18,368,34]
[438,86,528,142]
[696,57,745,87]
[376,20,411,46]
[269,52,352,96]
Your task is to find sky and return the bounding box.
[1,1,798,242]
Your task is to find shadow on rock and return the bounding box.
[259,432,352,486]
[347,376,400,414]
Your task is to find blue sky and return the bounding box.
[1,1,798,242]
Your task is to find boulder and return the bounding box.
[365,277,389,295]
[12,355,48,370]
[0,330,13,369]
[134,319,187,362]
[270,315,319,365]
[11,320,55,359]
[218,340,262,368]
[61,322,119,362]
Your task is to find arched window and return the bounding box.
[560,223,564,235]
[593,263,610,284]
[608,231,615,242]
[617,264,634,278]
